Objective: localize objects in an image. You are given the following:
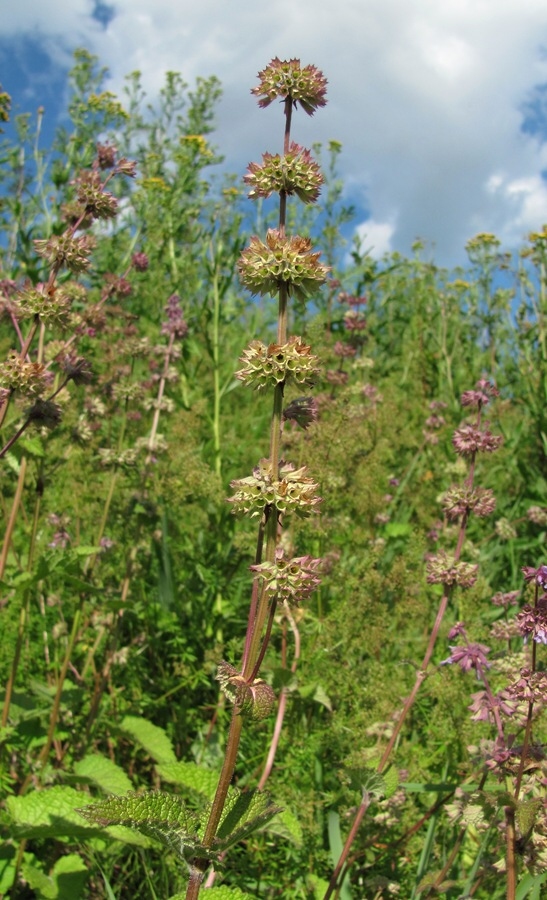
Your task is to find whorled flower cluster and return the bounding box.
[452,422,502,457]
[442,485,496,520]
[516,599,547,644]
[0,352,50,397]
[236,337,319,390]
[426,550,478,588]
[238,230,329,301]
[75,170,118,219]
[228,458,321,519]
[34,234,95,274]
[251,57,327,116]
[13,284,72,326]
[244,143,323,204]
[216,662,275,720]
[250,547,322,605]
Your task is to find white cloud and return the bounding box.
[3,0,547,265]
[354,219,396,259]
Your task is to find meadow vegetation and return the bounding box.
[0,51,546,899]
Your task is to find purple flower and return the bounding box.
[440,641,491,673]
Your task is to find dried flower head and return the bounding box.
[34,234,95,274]
[495,517,517,540]
[236,337,319,390]
[161,293,188,340]
[75,170,118,219]
[426,550,478,588]
[132,252,149,272]
[59,355,94,385]
[0,352,50,397]
[244,143,323,203]
[252,58,327,116]
[14,284,71,326]
[250,547,322,605]
[506,668,547,703]
[25,398,63,429]
[238,230,329,300]
[283,396,319,429]
[228,458,321,519]
[96,142,117,169]
[442,485,496,520]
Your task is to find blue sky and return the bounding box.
[2,0,547,267]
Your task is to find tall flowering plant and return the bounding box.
[81,58,328,898]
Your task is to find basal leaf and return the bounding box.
[169,888,254,900]
[265,807,303,847]
[7,786,101,840]
[156,760,219,800]
[119,715,177,764]
[73,754,133,795]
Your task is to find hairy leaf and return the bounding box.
[119,715,177,764]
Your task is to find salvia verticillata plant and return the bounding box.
[321,380,510,898]
[80,57,329,898]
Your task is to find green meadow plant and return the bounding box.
[78,57,329,898]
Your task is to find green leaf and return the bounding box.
[73,754,133,795]
[7,786,101,839]
[383,765,399,799]
[19,435,45,457]
[21,854,88,900]
[51,854,88,900]
[265,807,303,847]
[384,522,412,537]
[306,873,331,900]
[119,715,177,764]
[327,811,353,900]
[21,863,55,899]
[516,797,543,837]
[78,791,203,863]
[213,789,282,852]
[156,760,218,800]
[169,889,254,900]
[0,845,17,895]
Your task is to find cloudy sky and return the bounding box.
[2,0,547,267]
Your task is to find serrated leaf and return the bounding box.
[73,546,103,557]
[119,715,177,764]
[169,889,254,900]
[22,853,88,900]
[52,854,88,900]
[104,824,154,848]
[312,684,332,711]
[78,791,204,863]
[73,754,133,795]
[21,862,55,898]
[516,797,543,836]
[382,765,399,799]
[265,807,303,847]
[306,873,330,900]
[156,760,218,800]
[213,789,282,852]
[19,436,44,457]
[7,786,101,839]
